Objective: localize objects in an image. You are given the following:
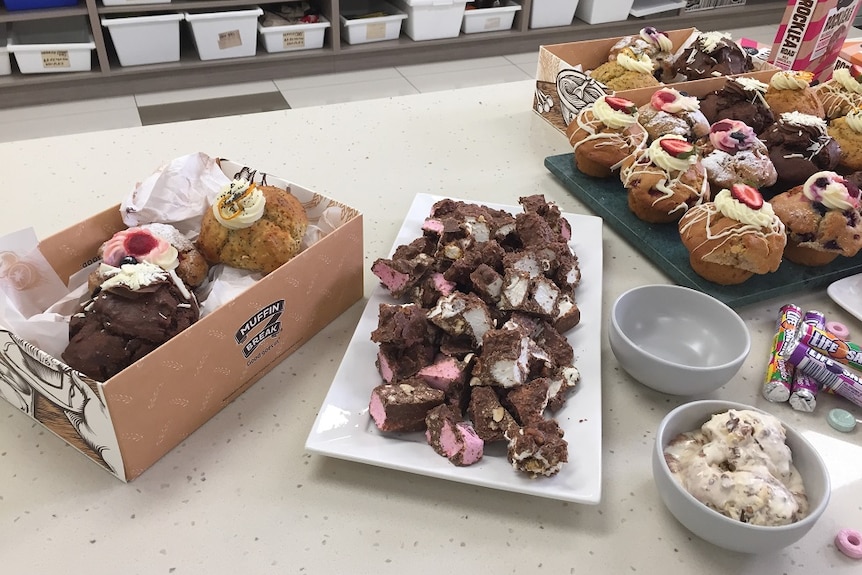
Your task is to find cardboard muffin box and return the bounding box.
[533,28,778,137]
[0,158,364,481]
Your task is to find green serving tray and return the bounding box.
[544,152,862,309]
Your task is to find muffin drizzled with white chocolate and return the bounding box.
[815,67,862,120]
[828,108,862,171]
[664,409,808,526]
[197,176,308,274]
[679,183,785,285]
[608,26,673,66]
[620,134,709,223]
[567,95,648,178]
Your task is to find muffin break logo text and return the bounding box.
[236,300,285,359]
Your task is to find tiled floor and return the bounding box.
[0,25,816,143]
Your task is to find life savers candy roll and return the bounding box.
[762,304,803,403]
[785,342,862,409]
[789,310,826,413]
[796,323,862,372]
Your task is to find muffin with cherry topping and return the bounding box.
[699,77,774,134]
[590,48,661,91]
[759,112,841,191]
[620,134,710,223]
[567,95,649,178]
[637,87,710,142]
[815,67,862,120]
[679,184,786,285]
[769,171,862,266]
[764,71,825,119]
[697,119,777,193]
[828,108,862,172]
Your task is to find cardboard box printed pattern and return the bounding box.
[769,0,862,84]
[0,158,364,482]
[533,28,778,137]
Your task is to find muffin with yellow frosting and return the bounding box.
[566,94,649,178]
[589,48,661,91]
[679,184,786,285]
[828,108,862,172]
[769,171,862,266]
[197,178,309,274]
[815,68,862,120]
[620,134,710,223]
[764,71,825,118]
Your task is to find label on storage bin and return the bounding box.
[484,17,501,30]
[218,30,243,50]
[365,22,386,41]
[282,31,306,48]
[41,50,70,69]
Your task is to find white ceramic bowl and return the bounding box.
[653,400,831,554]
[609,284,750,395]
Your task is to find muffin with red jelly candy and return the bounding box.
[769,171,862,266]
[620,134,709,223]
[638,87,710,142]
[697,119,777,193]
[567,94,648,178]
[679,184,786,285]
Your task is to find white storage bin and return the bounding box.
[0,24,10,76]
[576,0,634,23]
[529,0,578,28]
[258,17,331,52]
[340,2,407,45]
[102,13,183,67]
[7,18,95,74]
[184,8,263,61]
[461,1,521,34]
[390,0,466,41]
[101,0,170,6]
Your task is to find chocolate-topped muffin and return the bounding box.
[63,263,200,381]
[667,31,753,81]
[759,112,841,191]
[700,77,774,134]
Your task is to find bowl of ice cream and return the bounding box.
[653,400,830,553]
[608,284,750,395]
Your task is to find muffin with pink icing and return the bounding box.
[764,71,825,119]
[590,49,661,91]
[566,94,649,178]
[697,119,777,193]
[828,108,862,172]
[637,87,711,142]
[769,171,862,266]
[815,67,862,120]
[620,134,710,223]
[679,183,786,285]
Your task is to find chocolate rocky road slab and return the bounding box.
[544,152,862,309]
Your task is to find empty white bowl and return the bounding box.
[608,284,750,395]
[653,400,830,553]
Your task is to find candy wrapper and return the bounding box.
[762,304,803,403]
[786,342,862,409]
[789,310,825,413]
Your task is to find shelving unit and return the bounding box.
[0,0,785,108]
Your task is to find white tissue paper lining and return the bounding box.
[0,152,346,362]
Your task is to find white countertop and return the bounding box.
[2,79,861,573]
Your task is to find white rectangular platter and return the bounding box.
[305,193,603,504]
